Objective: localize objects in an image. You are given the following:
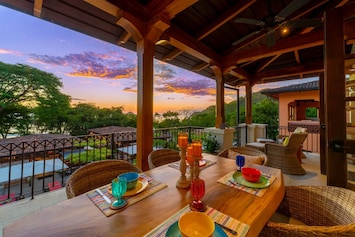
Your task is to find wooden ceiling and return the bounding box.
[1,0,354,87]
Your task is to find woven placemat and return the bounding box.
[87,174,167,217]
[218,171,276,197]
[168,159,216,171]
[144,205,249,237]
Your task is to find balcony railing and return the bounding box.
[0,126,205,205]
[0,124,321,205]
[232,124,320,153]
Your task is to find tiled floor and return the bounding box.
[0,153,326,237]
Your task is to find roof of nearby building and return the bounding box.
[0,134,74,158]
[88,126,136,134]
[0,134,73,145]
[261,80,319,99]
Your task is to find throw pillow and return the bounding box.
[283,136,289,146]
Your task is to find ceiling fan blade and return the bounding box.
[276,0,311,21]
[232,30,261,46]
[266,30,276,48]
[235,18,265,26]
[289,18,323,28]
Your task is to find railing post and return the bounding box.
[111,133,115,160]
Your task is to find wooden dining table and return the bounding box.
[3,154,285,237]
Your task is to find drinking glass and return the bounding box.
[190,177,206,212]
[111,177,127,208]
[236,155,245,172]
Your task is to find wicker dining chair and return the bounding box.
[148,148,181,169]
[217,146,268,166]
[259,186,355,237]
[65,160,142,199]
[264,132,308,175]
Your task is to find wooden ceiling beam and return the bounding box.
[147,0,198,19]
[116,10,144,42]
[117,31,131,45]
[85,0,120,16]
[106,0,146,18]
[228,68,250,80]
[294,50,300,64]
[256,54,281,73]
[193,62,209,72]
[195,0,256,40]
[225,29,324,66]
[33,0,43,17]
[162,48,183,61]
[164,26,221,64]
[254,61,324,80]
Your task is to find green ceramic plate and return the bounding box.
[233,172,270,189]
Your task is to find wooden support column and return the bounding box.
[117,11,169,171]
[319,72,326,175]
[211,65,225,128]
[245,82,252,124]
[136,40,155,171]
[324,8,347,187]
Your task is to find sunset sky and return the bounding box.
[0,5,317,114]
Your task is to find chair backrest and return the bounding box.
[286,132,308,147]
[260,186,355,237]
[148,149,180,169]
[65,160,142,199]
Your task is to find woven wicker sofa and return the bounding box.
[259,186,355,237]
[217,146,268,166]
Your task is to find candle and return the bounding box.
[187,146,194,163]
[192,142,202,158]
[178,133,188,147]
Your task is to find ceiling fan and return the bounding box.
[233,0,323,47]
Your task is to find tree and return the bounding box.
[66,103,100,135]
[252,98,279,139]
[33,91,71,134]
[158,111,181,128]
[0,62,67,137]
[0,104,31,138]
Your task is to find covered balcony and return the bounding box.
[1,1,355,235]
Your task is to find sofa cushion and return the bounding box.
[227,150,264,165]
[293,127,307,133]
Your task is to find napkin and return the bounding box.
[217,171,276,197]
[144,205,249,237]
[87,174,167,217]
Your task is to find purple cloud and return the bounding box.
[29,51,136,79]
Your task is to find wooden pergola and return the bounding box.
[1,0,355,188]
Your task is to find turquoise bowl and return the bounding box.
[118,172,139,190]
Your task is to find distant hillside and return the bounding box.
[189,92,271,127]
